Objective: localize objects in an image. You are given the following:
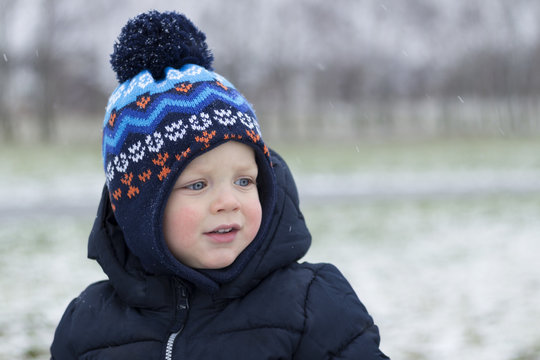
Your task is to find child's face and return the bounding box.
[163,141,262,269]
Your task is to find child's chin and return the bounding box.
[196,256,236,270]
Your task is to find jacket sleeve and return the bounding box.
[293,264,389,360]
[50,298,78,360]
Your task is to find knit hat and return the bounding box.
[102,11,276,292]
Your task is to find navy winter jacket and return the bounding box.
[51,151,389,359]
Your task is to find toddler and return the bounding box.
[51,10,389,359]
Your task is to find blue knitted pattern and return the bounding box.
[103,64,267,199]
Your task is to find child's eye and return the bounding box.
[234,178,254,187]
[186,181,206,191]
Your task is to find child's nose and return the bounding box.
[210,186,240,213]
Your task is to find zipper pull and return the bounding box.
[177,285,189,311]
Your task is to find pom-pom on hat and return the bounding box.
[102,11,275,292]
[110,10,213,83]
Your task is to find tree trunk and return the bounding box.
[0,0,14,141]
[36,0,57,142]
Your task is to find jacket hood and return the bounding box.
[87,148,311,302]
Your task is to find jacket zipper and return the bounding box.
[165,284,190,360]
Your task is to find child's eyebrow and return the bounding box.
[230,161,259,176]
[183,160,258,174]
[235,161,258,171]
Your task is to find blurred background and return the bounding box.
[1,0,540,359]
[2,0,540,142]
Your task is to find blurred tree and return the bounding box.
[30,0,118,141]
[35,0,57,142]
[4,0,540,141]
[0,0,14,141]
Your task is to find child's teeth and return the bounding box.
[216,228,232,233]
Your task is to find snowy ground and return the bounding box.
[1,139,540,360]
[303,195,540,360]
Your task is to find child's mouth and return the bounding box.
[208,224,239,233]
[213,227,233,234]
[205,225,240,242]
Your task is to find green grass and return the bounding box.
[0,143,102,178]
[272,136,540,173]
[2,135,539,178]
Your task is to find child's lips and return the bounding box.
[205,224,240,243]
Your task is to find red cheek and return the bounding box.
[175,207,200,231]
